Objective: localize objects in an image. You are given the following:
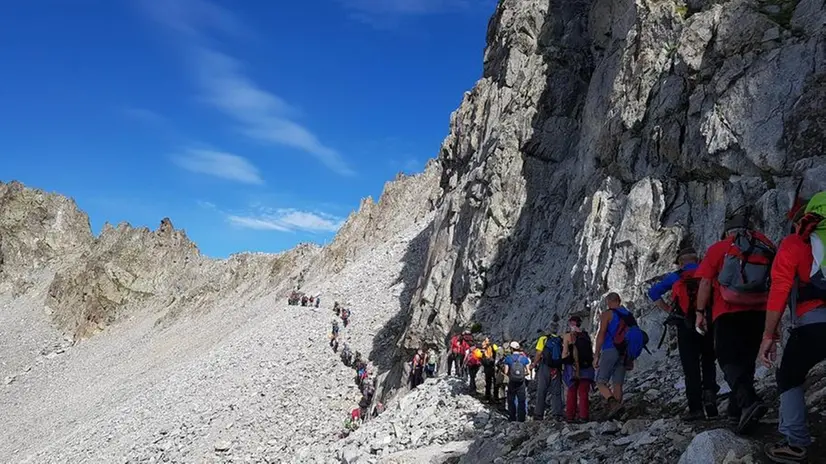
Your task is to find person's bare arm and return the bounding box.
[695,278,712,331]
[594,311,610,355]
[561,333,572,359]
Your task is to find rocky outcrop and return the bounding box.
[0,181,93,286]
[379,0,826,395]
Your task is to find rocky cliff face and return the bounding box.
[381,0,826,393]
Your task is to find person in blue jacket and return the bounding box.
[648,247,719,421]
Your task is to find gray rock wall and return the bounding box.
[383,0,826,395]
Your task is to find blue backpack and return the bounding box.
[541,334,564,367]
[611,309,649,361]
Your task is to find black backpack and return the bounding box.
[572,332,594,368]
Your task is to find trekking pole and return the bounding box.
[657,313,686,350]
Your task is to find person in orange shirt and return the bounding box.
[760,192,826,464]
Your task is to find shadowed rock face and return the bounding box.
[378,0,826,395]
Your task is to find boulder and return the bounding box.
[678,429,757,464]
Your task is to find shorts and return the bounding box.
[596,347,626,386]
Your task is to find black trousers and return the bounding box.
[447,353,463,376]
[677,323,718,412]
[777,322,826,393]
[483,363,496,399]
[468,365,480,391]
[714,311,764,415]
[507,381,527,422]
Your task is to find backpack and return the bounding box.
[717,231,776,306]
[466,348,482,367]
[427,349,438,366]
[541,334,564,368]
[508,354,527,383]
[611,309,649,361]
[572,332,594,368]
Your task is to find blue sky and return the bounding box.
[0,0,492,257]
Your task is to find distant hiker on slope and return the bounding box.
[695,212,775,434]
[503,341,531,422]
[562,315,595,422]
[410,348,425,389]
[648,246,720,421]
[341,307,351,328]
[760,191,826,464]
[595,293,647,420]
[330,319,340,353]
[480,337,499,403]
[333,301,341,316]
[424,346,438,378]
[315,296,320,308]
[533,315,564,421]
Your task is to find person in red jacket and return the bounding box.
[448,331,469,377]
[760,192,826,464]
[695,213,775,434]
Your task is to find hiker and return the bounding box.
[503,341,531,422]
[410,349,425,389]
[315,296,320,308]
[648,246,720,421]
[340,343,353,367]
[301,295,308,307]
[424,346,438,378]
[695,212,775,434]
[760,192,826,463]
[330,319,340,352]
[533,315,564,420]
[464,341,483,393]
[333,301,341,316]
[594,293,646,419]
[341,307,351,328]
[562,315,595,422]
[480,338,499,402]
[448,332,465,377]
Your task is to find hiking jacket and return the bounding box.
[450,336,463,354]
[696,231,775,320]
[767,233,826,318]
[647,263,699,304]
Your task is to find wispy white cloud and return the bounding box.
[194,49,355,176]
[175,149,264,184]
[122,106,168,125]
[143,0,353,176]
[340,0,480,27]
[228,208,344,233]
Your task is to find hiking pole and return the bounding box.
[657,313,686,350]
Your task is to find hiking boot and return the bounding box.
[765,440,807,463]
[681,410,705,422]
[736,401,767,435]
[606,398,624,420]
[703,390,719,418]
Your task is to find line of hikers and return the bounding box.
[429,191,825,464]
[646,192,826,463]
[329,302,353,354]
[440,292,644,424]
[287,291,321,307]
[324,301,385,436]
